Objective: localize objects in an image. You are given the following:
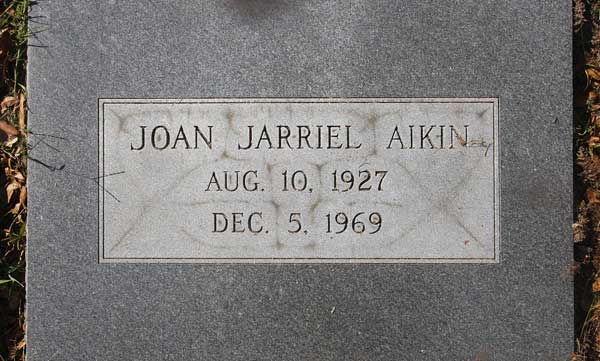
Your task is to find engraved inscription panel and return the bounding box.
[98,98,499,263]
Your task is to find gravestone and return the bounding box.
[27,1,571,360]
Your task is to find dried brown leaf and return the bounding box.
[587,189,600,204]
[10,201,21,215]
[5,181,19,202]
[13,170,24,183]
[19,185,26,206]
[574,222,586,243]
[0,119,18,139]
[1,95,18,112]
[593,277,600,293]
[593,113,600,128]
[4,135,18,147]
[587,68,600,81]
[590,90,599,104]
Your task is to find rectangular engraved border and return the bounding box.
[98,98,500,264]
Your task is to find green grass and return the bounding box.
[0,1,28,360]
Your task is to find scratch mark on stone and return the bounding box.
[95,171,125,179]
[29,156,121,202]
[28,156,65,171]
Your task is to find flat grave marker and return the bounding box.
[27,1,572,360]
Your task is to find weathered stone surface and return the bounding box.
[27,1,572,360]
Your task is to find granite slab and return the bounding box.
[27,1,572,360]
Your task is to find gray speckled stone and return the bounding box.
[27,1,572,360]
